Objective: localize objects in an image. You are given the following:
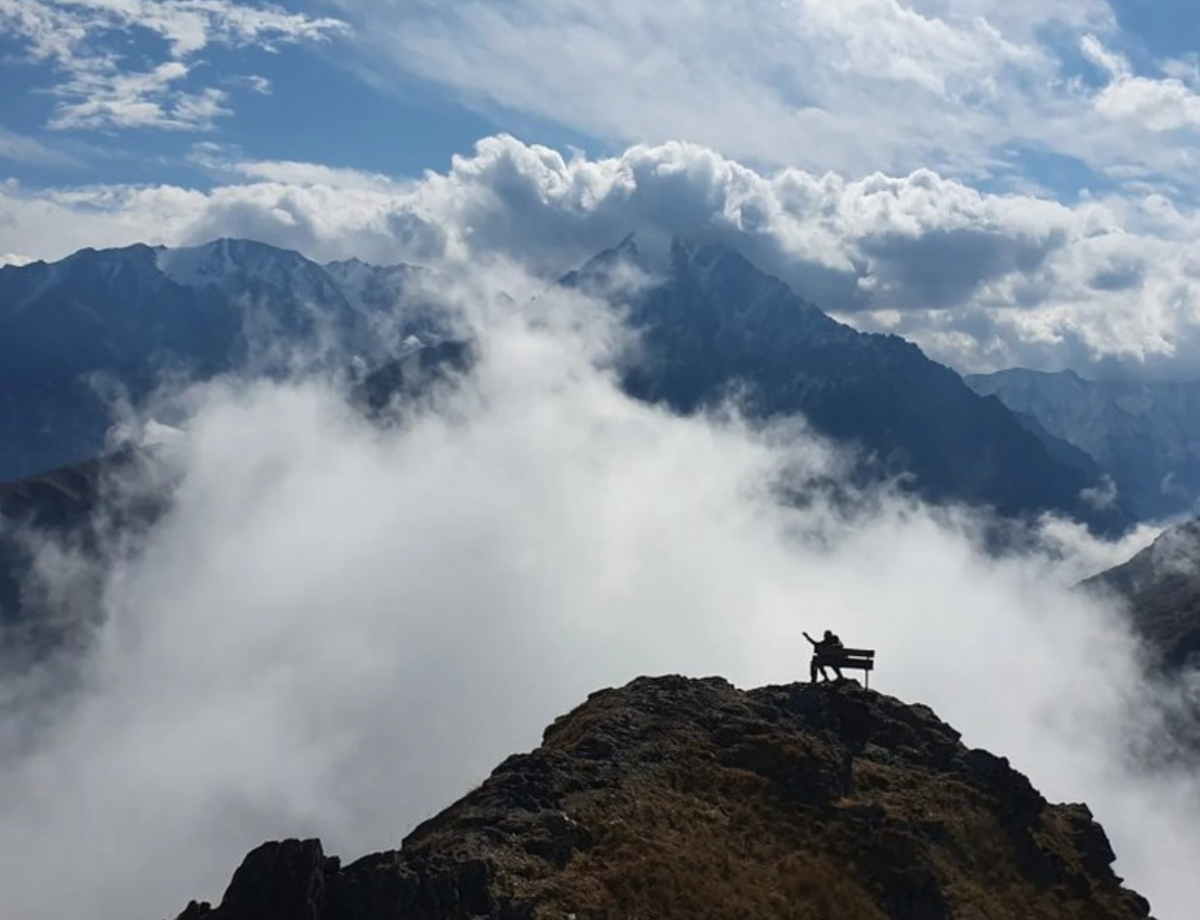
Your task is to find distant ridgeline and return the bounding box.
[173,677,1153,920]
[0,236,1132,536]
[968,368,1200,520]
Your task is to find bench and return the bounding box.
[813,647,876,688]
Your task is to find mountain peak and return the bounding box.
[155,238,310,288]
[175,676,1151,920]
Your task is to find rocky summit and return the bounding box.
[174,677,1152,920]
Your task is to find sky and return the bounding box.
[2,0,1200,375]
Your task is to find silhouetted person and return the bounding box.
[803,629,844,682]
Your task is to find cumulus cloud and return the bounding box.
[0,0,348,131]
[1081,34,1200,133]
[10,136,1200,376]
[0,265,1193,920]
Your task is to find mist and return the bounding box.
[0,270,1195,920]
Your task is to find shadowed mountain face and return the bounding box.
[966,369,1200,520]
[1,237,1132,533]
[0,450,172,655]
[1085,517,1200,670]
[174,676,1152,920]
[0,240,398,481]
[570,239,1129,533]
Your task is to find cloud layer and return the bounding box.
[0,269,1193,920]
[7,136,1200,377]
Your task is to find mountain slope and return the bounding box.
[0,240,397,481]
[1,237,1133,534]
[1084,517,1200,669]
[966,369,1200,520]
[573,239,1128,531]
[174,676,1152,920]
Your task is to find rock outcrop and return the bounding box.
[174,677,1152,920]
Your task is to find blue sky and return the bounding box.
[0,1,599,188]
[4,0,1200,377]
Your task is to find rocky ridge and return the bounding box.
[174,676,1152,920]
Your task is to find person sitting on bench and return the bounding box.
[803,629,844,682]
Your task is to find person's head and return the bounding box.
[823,629,833,640]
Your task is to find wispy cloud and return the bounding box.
[325,0,1200,195]
[0,0,348,131]
[0,126,81,167]
[189,142,398,191]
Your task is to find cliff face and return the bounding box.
[175,677,1152,920]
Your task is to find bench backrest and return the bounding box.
[815,648,876,670]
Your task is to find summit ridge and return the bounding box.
[175,676,1153,920]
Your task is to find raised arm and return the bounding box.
[802,631,816,647]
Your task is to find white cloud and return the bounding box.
[9,135,1200,376]
[0,270,1193,919]
[328,0,1060,179]
[0,0,348,131]
[1082,35,1200,133]
[190,143,399,191]
[318,0,1200,194]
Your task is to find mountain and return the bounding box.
[2,237,1133,533]
[173,676,1152,920]
[1084,516,1200,670]
[966,369,1200,520]
[0,449,171,655]
[570,238,1129,532]
[0,240,414,481]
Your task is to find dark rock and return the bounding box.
[214,839,329,920]
[174,677,1155,920]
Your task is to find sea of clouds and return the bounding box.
[0,262,1195,920]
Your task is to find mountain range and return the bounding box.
[573,237,1127,531]
[0,239,429,482]
[0,236,1130,533]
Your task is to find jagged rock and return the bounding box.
[176,676,1153,920]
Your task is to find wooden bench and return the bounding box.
[813,647,876,688]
